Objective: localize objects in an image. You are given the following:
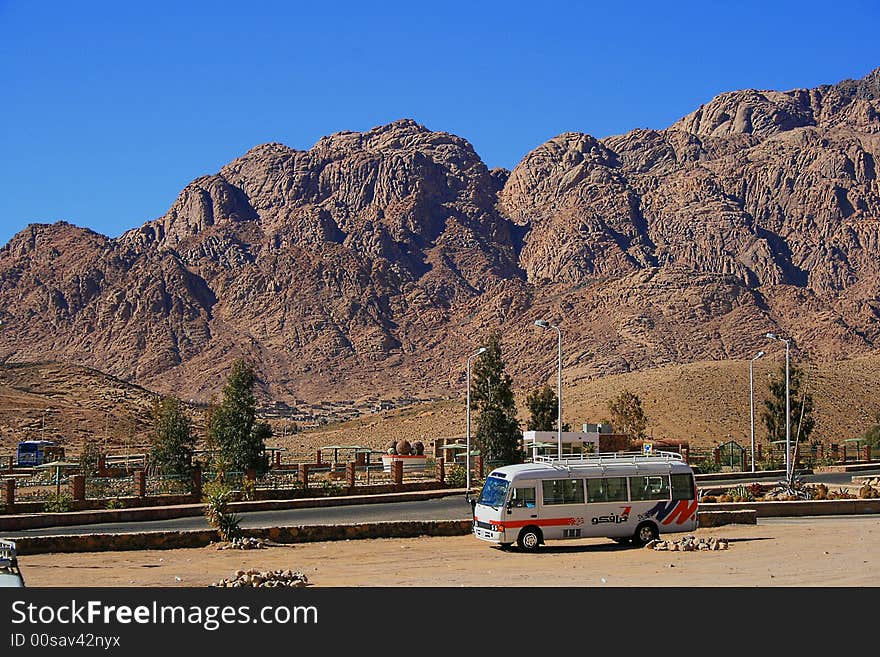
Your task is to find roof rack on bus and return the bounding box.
[532,450,684,465]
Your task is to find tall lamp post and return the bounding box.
[465,346,487,494]
[766,333,791,482]
[749,350,765,473]
[534,320,562,460]
[41,408,51,442]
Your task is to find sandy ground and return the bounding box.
[15,516,880,587]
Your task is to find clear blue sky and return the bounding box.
[1,0,878,248]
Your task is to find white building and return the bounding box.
[522,430,602,460]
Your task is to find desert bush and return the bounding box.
[44,493,72,513]
[725,485,754,502]
[858,484,879,499]
[446,465,467,488]
[203,481,241,542]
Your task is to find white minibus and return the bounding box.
[471,451,698,551]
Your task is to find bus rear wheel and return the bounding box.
[517,527,542,552]
[632,522,659,547]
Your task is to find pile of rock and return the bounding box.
[211,569,309,588]
[647,535,729,551]
[216,536,268,550]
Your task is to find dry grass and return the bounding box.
[2,353,879,461]
[286,352,880,457]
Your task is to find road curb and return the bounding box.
[11,508,762,555]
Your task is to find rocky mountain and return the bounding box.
[1,68,878,406]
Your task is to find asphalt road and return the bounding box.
[698,467,880,487]
[1,495,476,539]
[3,467,878,540]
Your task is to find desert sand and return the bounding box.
[15,515,880,587]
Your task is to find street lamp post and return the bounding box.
[749,350,765,473]
[41,408,51,442]
[766,333,791,482]
[535,320,562,460]
[466,346,487,494]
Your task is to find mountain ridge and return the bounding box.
[1,68,879,405]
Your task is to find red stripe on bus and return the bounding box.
[661,500,699,525]
[494,518,577,529]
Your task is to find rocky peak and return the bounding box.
[2,71,879,405]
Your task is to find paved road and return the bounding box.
[3,468,877,540]
[1,495,475,539]
[699,467,880,487]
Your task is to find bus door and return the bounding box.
[502,482,539,536]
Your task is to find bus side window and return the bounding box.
[671,473,695,500]
[605,477,628,502]
[587,478,606,503]
[511,487,536,508]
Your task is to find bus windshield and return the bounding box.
[478,476,509,508]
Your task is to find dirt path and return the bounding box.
[16,516,880,587]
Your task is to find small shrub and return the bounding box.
[717,494,733,503]
[446,465,467,488]
[701,495,717,503]
[203,481,241,542]
[725,485,754,502]
[105,498,123,510]
[44,493,72,513]
[240,477,256,502]
[809,483,829,500]
[859,484,880,499]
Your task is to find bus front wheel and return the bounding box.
[632,522,659,547]
[517,527,542,552]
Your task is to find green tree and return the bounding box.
[863,412,880,449]
[78,438,102,478]
[525,384,571,431]
[207,359,271,475]
[760,362,814,445]
[148,396,195,476]
[471,334,523,465]
[608,389,648,441]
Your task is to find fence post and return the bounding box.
[864,445,871,462]
[274,451,281,467]
[756,444,762,462]
[134,470,146,498]
[299,463,310,489]
[681,446,690,464]
[816,443,823,461]
[841,445,847,462]
[392,459,403,486]
[69,474,85,505]
[97,454,107,477]
[346,461,356,490]
[713,447,721,467]
[3,478,14,514]
[191,464,202,499]
[316,449,323,466]
[6,455,13,473]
